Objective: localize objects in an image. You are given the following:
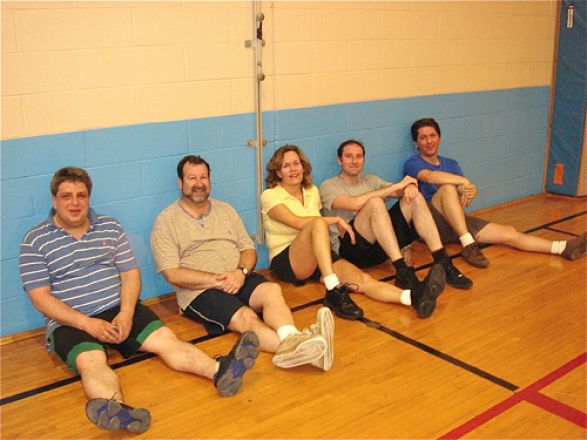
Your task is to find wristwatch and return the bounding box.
[239,266,249,276]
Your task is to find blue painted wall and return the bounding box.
[0,87,550,336]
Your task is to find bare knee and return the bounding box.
[229,307,262,333]
[436,184,458,199]
[149,325,177,341]
[76,349,108,373]
[401,191,426,216]
[139,326,180,354]
[363,196,387,214]
[412,192,427,209]
[262,282,286,303]
[307,217,329,232]
[348,268,375,291]
[499,225,519,245]
[359,271,376,287]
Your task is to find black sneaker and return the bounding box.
[324,283,364,320]
[411,263,445,319]
[443,259,473,290]
[395,267,420,291]
[214,331,259,397]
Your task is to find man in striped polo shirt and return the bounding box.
[151,155,335,372]
[20,167,259,434]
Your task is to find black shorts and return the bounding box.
[339,201,420,268]
[428,202,490,244]
[270,245,341,286]
[182,272,268,336]
[48,303,164,374]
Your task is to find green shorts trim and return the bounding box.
[66,342,105,374]
[136,320,165,346]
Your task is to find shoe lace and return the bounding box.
[445,261,461,278]
[338,282,359,295]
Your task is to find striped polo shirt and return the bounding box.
[19,208,138,344]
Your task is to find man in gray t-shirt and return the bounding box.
[319,139,472,291]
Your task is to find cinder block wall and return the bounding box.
[1,1,557,336]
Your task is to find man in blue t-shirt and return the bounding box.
[403,118,586,267]
[20,167,258,434]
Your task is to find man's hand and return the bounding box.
[458,183,477,208]
[83,317,121,344]
[336,218,356,245]
[396,175,418,190]
[111,309,134,343]
[216,269,245,294]
[387,176,418,202]
[402,183,419,204]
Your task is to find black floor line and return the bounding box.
[2,210,585,407]
[544,226,581,237]
[524,210,587,234]
[359,317,519,392]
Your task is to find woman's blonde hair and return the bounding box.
[265,145,313,189]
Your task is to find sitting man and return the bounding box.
[319,139,472,293]
[151,155,334,372]
[403,117,587,267]
[20,167,258,434]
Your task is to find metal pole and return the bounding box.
[252,0,265,243]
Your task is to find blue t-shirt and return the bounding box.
[403,155,463,201]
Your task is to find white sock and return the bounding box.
[276,325,298,341]
[551,240,567,255]
[400,290,411,306]
[323,273,341,291]
[459,233,475,247]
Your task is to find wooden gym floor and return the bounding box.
[0,193,586,439]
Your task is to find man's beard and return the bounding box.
[183,188,209,203]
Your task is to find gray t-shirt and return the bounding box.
[151,199,255,310]
[319,174,390,252]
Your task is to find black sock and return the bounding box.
[432,248,450,267]
[392,258,408,271]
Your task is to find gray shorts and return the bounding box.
[428,202,489,244]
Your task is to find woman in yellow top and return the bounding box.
[261,145,444,321]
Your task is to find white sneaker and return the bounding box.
[272,331,326,369]
[307,307,335,371]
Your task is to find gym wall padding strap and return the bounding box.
[547,0,587,196]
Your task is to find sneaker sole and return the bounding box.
[216,331,259,397]
[315,307,335,371]
[417,265,446,319]
[447,273,473,290]
[272,335,327,369]
[464,259,490,268]
[86,399,150,434]
[462,252,490,268]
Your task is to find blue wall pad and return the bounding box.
[1,87,550,336]
[547,0,587,195]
